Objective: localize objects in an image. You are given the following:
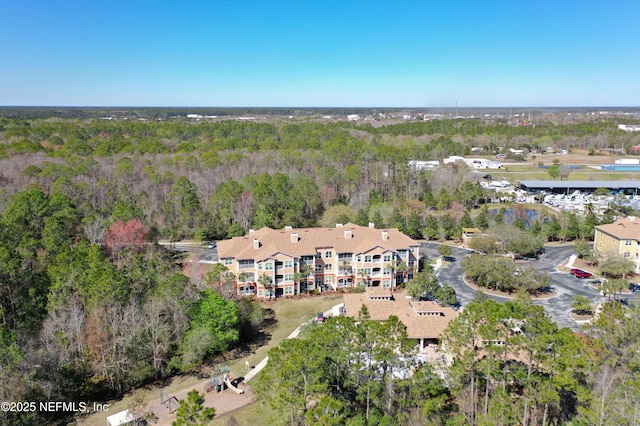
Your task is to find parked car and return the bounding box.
[207,241,216,249]
[630,283,640,292]
[570,268,583,275]
[483,174,495,180]
[316,313,326,324]
[575,271,593,279]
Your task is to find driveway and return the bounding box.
[423,242,636,331]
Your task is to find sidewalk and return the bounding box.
[244,303,343,382]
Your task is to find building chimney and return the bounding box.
[291,233,299,243]
[285,225,293,231]
[249,229,255,235]
[381,230,389,241]
[630,216,636,222]
[253,238,260,249]
[344,230,352,239]
[368,222,375,228]
[336,223,344,228]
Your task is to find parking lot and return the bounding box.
[427,243,639,331]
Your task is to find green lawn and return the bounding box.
[496,167,640,183]
[78,293,344,426]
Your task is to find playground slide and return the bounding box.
[224,377,244,394]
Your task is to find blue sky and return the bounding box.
[1,0,638,107]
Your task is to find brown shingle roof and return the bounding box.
[595,217,640,240]
[217,223,419,261]
[342,288,458,339]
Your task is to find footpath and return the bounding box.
[244,302,343,382]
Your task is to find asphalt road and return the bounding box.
[159,241,219,262]
[424,242,637,332]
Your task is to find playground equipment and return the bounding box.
[160,389,179,413]
[206,366,244,394]
[224,374,244,394]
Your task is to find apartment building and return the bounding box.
[594,216,640,272]
[216,223,420,298]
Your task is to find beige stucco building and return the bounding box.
[594,216,640,272]
[216,223,420,298]
[342,287,458,350]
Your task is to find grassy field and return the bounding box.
[78,293,344,426]
[494,165,640,183]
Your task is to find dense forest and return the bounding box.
[258,293,640,425]
[0,114,639,424]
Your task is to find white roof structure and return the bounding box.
[107,409,134,426]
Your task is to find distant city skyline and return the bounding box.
[1,1,639,107]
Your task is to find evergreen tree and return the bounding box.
[406,211,423,239]
[355,208,369,226]
[423,215,439,240]
[460,210,474,229]
[547,215,562,241]
[173,390,215,426]
[371,210,385,229]
[475,205,489,230]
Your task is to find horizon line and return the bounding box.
[1,105,640,110]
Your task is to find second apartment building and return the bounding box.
[594,216,640,272]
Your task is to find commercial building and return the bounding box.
[594,216,640,272]
[216,223,420,298]
[518,180,640,195]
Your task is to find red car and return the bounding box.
[570,268,582,275]
[575,271,593,279]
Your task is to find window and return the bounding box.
[382,280,391,288]
[626,240,633,246]
[325,264,332,271]
[316,252,322,259]
[265,263,273,270]
[315,264,323,272]
[624,252,631,258]
[356,256,361,262]
[383,254,391,262]
[364,255,372,262]
[383,267,391,274]
[316,276,322,285]
[285,287,293,295]
[410,247,416,253]
[284,260,293,268]
[258,290,264,297]
[224,258,233,266]
[599,242,602,248]
[285,273,293,281]
[325,276,332,284]
[325,251,333,258]
[357,268,363,275]
[613,238,618,243]
[258,263,263,270]
[365,268,372,275]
